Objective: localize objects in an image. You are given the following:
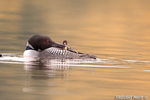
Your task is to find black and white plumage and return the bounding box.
[23,35,96,59]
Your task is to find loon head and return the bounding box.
[26,35,65,51]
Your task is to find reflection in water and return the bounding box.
[23,58,71,95]
[0,53,130,96]
[0,54,150,99]
[0,53,132,68]
[24,58,71,70]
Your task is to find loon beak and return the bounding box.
[52,42,65,49]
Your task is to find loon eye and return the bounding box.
[46,40,49,43]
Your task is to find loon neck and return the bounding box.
[25,42,36,51]
[26,46,34,50]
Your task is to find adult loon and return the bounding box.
[23,35,96,59]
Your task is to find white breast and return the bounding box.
[23,50,39,57]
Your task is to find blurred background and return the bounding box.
[1,0,150,100]
[0,0,150,60]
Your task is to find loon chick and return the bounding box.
[63,40,68,46]
[63,40,67,52]
[23,35,96,59]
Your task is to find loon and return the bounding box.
[23,35,96,59]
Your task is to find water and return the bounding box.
[1,0,150,100]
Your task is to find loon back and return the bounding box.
[39,47,96,59]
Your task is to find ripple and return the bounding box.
[69,64,130,68]
[0,53,130,69]
[122,59,150,63]
[143,70,150,72]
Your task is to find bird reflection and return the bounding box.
[23,58,70,94]
[24,58,71,80]
[23,57,96,94]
